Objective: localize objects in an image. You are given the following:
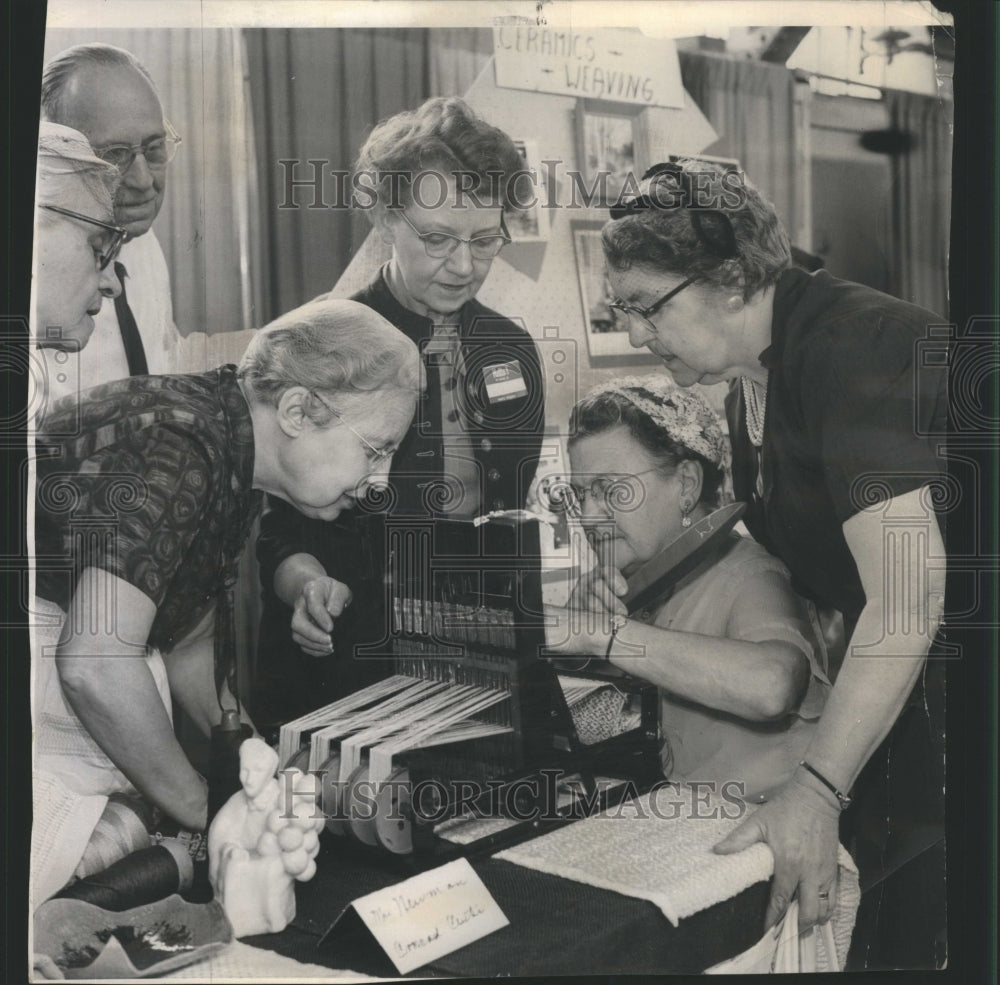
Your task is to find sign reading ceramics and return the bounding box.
[493,25,684,108]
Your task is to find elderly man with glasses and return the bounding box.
[39,42,182,404]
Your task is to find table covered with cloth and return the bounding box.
[188,786,858,978]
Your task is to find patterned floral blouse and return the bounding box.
[35,366,262,653]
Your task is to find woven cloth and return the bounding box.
[565,682,641,746]
[495,783,859,968]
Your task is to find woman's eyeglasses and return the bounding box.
[398,210,511,260]
[607,275,700,333]
[570,468,663,512]
[309,391,398,468]
[40,204,127,270]
[95,119,182,175]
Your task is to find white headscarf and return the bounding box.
[36,121,119,216]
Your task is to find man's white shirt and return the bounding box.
[41,229,178,407]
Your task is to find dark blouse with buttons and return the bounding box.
[725,268,948,629]
[35,366,262,652]
[252,269,545,725]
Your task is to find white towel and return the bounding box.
[496,783,859,968]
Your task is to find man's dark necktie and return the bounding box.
[113,261,149,376]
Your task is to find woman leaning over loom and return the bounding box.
[32,298,422,902]
[597,159,947,962]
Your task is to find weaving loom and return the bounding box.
[278,513,661,861]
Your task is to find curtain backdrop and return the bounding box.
[885,89,953,317]
[243,29,430,322]
[42,29,260,341]
[679,51,804,248]
[428,28,494,99]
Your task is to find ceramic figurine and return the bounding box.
[208,738,324,937]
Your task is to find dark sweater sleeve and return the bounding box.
[798,311,947,523]
[256,496,319,597]
[257,495,366,600]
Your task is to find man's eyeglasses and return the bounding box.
[310,391,398,468]
[40,204,127,270]
[610,161,740,261]
[95,118,182,175]
[398,210,511,260]
[570,468,662,512]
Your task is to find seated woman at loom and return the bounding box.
[547,376,830,803]
[31,298,422,902]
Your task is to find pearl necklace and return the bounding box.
[741,376,767,447]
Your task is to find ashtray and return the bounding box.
[33,893,233,978]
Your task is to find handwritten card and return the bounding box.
[331,858,509,975]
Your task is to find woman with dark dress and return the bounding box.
[596,160,947,964]
[253,97,545,729]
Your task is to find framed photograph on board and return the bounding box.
[571,218,633,357]
[507,139,550,242]
[575,104,638,205]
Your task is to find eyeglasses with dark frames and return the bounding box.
[309,390,398,468]
[95,118,182,175]
[398,210,511,260]
[40,204,127,270]
[607,275,700,333]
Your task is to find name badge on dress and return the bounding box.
[482,360,527,404]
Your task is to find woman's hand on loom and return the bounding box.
[568,562,628,621]
[291,577,353,656]
[545,564,628,655]
[713,768,841,931]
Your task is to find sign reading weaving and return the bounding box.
[493,26,684,108]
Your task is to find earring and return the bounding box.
[726,295,744,313]
[680,501,692,528]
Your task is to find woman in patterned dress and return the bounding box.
[31,298,421,900]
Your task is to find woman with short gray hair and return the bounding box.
[254,97,545,728]
[32,298,421,901]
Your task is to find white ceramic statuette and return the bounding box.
[208,738,324,936]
